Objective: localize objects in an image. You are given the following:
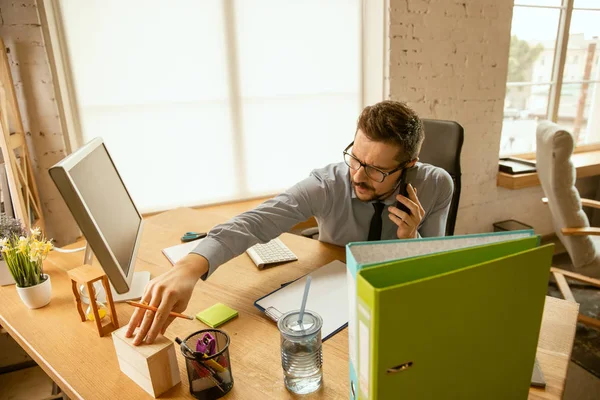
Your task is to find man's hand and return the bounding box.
[125,253,209,345]
[388,184,425,239]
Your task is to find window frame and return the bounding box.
[505,0,600,156]
[38,1,388,210]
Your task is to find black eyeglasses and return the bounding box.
[342,142,407,183]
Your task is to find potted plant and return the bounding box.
[1,225,54,309]
[0,214,26,286]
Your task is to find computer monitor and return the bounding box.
[49,137,144,294]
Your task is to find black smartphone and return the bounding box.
[395,166,418,215]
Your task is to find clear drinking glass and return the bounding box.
[277,310,323,394]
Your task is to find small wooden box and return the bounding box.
[112,326,181,398]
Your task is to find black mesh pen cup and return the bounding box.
[176,329,234,399]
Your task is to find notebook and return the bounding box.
[254,260,347,341]
[162,239,204,265]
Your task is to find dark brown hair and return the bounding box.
[356,100,424,162]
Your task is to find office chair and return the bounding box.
[301,118,464,239]
[536,120,600,329]
[419,119,464,236]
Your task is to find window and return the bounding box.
[55,0,361,213]
[501,0,600,156]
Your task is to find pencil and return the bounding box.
[126,301,194,320]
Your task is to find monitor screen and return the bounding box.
[67,144,141,276]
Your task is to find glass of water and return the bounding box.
[277,310,323,394]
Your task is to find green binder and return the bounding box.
[356,237,553,400]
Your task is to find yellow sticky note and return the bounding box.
[196,303,238,328]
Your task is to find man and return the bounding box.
[127,100,454,345]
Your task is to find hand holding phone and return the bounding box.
[395,166,418,215]
[390,166,424,239]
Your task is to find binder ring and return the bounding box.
[387,361,413,374]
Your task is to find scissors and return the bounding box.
[181,231,207,243]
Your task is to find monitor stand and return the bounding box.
[79,244,151,305]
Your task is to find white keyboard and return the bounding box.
[246,238,298,269]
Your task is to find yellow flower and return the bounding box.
[17,237,28,254]
[29,250,40,263]
[43,241,53,254]
[30,227,41,237]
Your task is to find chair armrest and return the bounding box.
[542,197,600,209]
[562,227,600,236]
[581,198,600,209]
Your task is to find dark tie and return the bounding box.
[368,202,385,241]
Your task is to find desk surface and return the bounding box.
[0,207,579,399]
[497,149,600,189]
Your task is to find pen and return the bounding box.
[126,301,194,320]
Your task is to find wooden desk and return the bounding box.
[497,149,600,189]
[0,208,579,399]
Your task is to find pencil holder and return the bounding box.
[177,329,234,399]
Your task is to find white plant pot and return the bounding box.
[0,259,15,286]
[16,274,52,309]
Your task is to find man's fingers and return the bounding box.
[145,293,178,344]
[396,194,419,216]
[126,308,145,337]
[126,287,153,338]
[132,290,162,346]
[388,206,414,226]
[133,309,156,345]
[407,184,424,213]
[389,212,410,228]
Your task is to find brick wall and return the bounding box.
[388,0,557,234]
[0,0,78,245]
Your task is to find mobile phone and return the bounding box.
[395,166,418,215]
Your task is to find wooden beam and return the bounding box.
[0,38,44,231]
[553,271,576,303]
[561,227,600,236]
[577,314,600,330]
[550,267,600,288]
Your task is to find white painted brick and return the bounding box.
[407,0,431,14]
[0,1,40,26]
[0,0,80,245]
[389,0,558,235]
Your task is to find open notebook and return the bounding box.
[162,239,204,265]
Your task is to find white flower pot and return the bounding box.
[0,259,15,286]
[16,274,52,309]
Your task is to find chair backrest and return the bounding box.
[535,120,597,268]
[419,119,464,236]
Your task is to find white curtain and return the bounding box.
[59,0,361,213]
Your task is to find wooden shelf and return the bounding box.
[497,150,600,190]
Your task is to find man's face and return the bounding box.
[349,130,407,202]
